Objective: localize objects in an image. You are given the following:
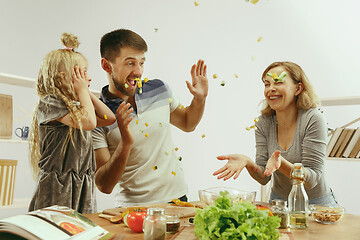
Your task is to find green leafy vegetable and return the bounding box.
[194,191,281,240]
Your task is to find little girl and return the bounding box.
[28,33,116,213]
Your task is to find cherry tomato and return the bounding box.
[127,210,147,233]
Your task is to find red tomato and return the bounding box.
[127,211,147,233]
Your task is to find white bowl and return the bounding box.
[198,187,256,206]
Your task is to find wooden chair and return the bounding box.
[0,159,17,206]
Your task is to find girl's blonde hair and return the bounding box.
[260,61,319,116]
[29,33,87,178]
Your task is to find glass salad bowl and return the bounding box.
[198,187,256,206]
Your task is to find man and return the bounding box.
[92,29,208,207]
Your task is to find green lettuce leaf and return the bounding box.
[194,191,281,240]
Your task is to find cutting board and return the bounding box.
[103,202,198,219]
[0,94,13,139]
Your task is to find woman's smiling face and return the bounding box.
[263,66,301,112]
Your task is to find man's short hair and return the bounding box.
[100,29,148,63]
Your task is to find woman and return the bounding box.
[214,61,337,206]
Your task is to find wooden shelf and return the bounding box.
[320,96,360,107]
[0,72,101,97]
[0,139,28,144]
[327,157,360,162]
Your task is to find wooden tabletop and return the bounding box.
[85,209,360,240]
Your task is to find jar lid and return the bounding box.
[147,208,165,215]
[272,199,287,206]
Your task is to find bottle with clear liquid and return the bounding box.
[288,163,309,229]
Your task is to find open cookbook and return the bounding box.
[0,205,115,240]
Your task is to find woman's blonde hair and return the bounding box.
[260,61,319,116]
[29,33,87,178]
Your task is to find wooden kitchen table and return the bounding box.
[85,210,360,240]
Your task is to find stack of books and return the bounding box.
[326,127,360,159]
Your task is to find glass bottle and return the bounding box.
[271,199,289,229]
[288,163,309,229]
[143,208,166,240]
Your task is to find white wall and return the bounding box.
[1,0,360,217]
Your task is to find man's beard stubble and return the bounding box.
[111,73,135,97]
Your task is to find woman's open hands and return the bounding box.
[213,154,250,181]
[264,150,282,176]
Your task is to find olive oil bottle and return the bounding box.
[288,163,309,229]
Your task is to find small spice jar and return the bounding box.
[271,199,289,229]
[166,214,180,232]
[143,208,166,240]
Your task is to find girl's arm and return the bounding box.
[58,66,96,130]
[89,91,116,127]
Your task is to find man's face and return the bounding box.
[109,47,146,97]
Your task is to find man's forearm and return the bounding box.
[183,96,206,132]
[95,141,131,194]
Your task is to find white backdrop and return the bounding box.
[1,0,360,216]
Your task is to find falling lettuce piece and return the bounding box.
[277,72,287,82]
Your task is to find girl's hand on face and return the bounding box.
[213,154,248,181]
[72,66,89,94]
[264,150,282,176]
[116,102,134,145]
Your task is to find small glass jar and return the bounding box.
[271,199,289,229]
[166,214,180,232]
[143,208,166,240]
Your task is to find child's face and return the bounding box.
[77,57,92,87]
